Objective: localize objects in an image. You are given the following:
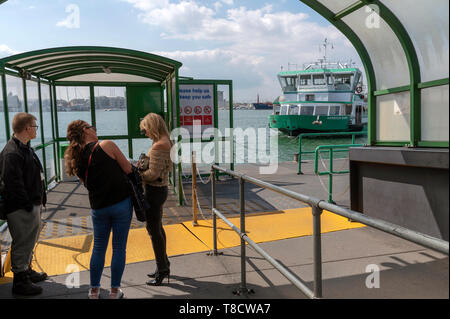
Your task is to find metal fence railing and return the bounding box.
[210,164,449,299]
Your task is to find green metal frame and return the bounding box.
[300,0,449,148]
[0,46,184,191]
[314,144,363,203]
[297,131,367,174]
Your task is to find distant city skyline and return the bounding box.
[0,0,364,103]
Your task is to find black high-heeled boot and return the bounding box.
[146,270,170,286]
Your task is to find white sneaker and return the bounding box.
[109,288,124,299]
[88,288,100,299]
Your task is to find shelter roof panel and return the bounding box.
[0,46,182,83]
[341,6,410,90]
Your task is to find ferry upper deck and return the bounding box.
[0,0,448,303]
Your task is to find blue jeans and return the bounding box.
[90,196,132,289]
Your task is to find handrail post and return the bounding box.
[297,134,304,174]
[210,166,219,256]
[239,177,247,291]
[192,151,198,226]
[233,176,254,295]
[312,204,323,299]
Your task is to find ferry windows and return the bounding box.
[345,105,353,115]
[326,74,333,85]
[305,94,315,101]
[300,106,314,115]
[329,106,341,115]
[313,75,326,85]
[315,105,329,115]
[56,86,91,138]
[94,86,127,137]
[334,74,353,90]
[283,76,297,91]
[299,75,311,86]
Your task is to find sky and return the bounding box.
[0,0,364,102]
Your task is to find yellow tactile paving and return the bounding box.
[182,207,365,249]
[0,207,365,284]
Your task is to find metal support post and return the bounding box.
[192,151,199,226]
[233,177,254,296]
[312,204,323,299]
[208,166,222,256]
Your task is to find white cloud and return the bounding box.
[0,44,20,58]
[124,0,362,101]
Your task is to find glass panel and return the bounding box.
[381,0,449,82]
[315,105,329,115]
[56,86,91,138]
[133,138,152,160]
[300,75,311,86]
[316,0,358,14]
[300,106,314,115]
[313,75,326,85]
[41,83,53,143]
[0,80,6,149]
[6,75,25,135]
[376,92,410,141]
[342,7,410,90]
[217,84,231,135]
[421,85,449,142]
[44,144,56,182]
[94,86,127,136]
[333,74,353,90]
[329,106,341,115]
[26,80,41,147]
[113,139,130,160]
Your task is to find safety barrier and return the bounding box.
[314,144,363,203]
[210,164,449,299]
[297,131,367,174]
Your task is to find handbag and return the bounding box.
[0,158,7,220]
[0,177,6,220]
[127,165,149,222]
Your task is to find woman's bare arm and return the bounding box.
[99,140,132,174]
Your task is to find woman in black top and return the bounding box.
[64,120,132,299]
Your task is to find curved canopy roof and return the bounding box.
[0,46,182,82]
[301,0,449,146]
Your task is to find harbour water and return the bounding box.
[0,109,367,165]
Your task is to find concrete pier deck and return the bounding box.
[0,160,448,300]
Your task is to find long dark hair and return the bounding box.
[64,120,88,177]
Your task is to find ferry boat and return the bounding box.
[269,48,368,136]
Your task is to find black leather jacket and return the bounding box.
[0,137,46,214]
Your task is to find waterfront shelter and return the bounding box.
[0,46,183,195]
[300,0,449,239]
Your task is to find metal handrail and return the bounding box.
[210,164,449,299]
[314,144,363,203]
[297,131,367,174]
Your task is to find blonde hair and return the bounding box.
[140,113,171,143]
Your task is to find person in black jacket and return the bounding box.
[0,113,48,296]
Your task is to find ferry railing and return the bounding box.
[314,144,363,203]
[297,131,367,174]
[210,164,449,299]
